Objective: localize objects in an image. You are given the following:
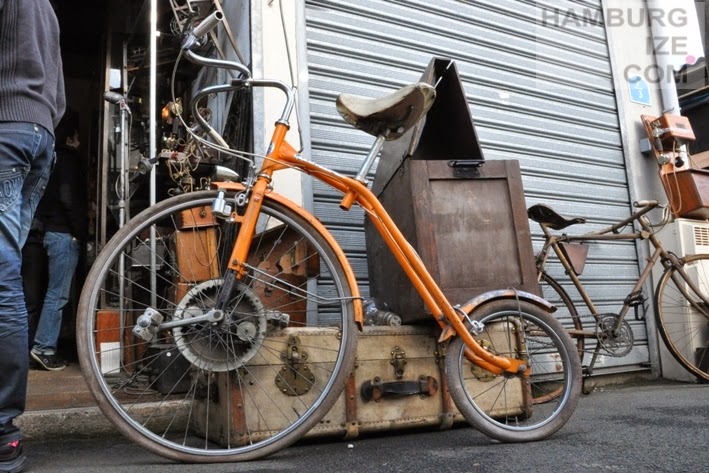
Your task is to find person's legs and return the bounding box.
[22,229,47,349]
[0,122,54,448]
[31,231,80,363]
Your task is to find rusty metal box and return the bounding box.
[365,159,540,323]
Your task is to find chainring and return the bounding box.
[173,278,266,371]
[596,314,634,357]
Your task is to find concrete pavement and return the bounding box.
[16,379,709,473]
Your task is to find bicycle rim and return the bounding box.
[655,254,709,381]
[539,272,584,359]
[445,300,581,442]
[77,190,357,462]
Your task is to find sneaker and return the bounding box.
[30,351,67,371]
[0,440,26,473]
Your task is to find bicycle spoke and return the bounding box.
[77,191,357,461]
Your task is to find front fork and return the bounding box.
[212,176,271,312]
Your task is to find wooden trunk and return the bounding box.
[191,324,526,444]
[365,159,540,323]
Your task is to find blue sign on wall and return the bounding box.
[628,75,651,106]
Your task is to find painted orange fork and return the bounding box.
[223,121,526,377]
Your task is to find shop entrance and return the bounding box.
[27,0,253,411]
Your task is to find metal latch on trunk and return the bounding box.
[448,159,484,178]
[275,335,315,396]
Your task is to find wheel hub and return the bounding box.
[173,278,266,371]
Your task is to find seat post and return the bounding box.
[339,131,390,211]
[355,132,389,183]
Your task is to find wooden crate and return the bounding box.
[365,159,540,323]
[174,227,220,284]
[246,224,320,326]
[176,205,217,230]
[95,310,121,374]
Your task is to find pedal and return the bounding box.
[624,290,647,321]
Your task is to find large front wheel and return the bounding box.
[445,300,581,442]
[77,190,358,462]
[655,254,709,381]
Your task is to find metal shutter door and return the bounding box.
[304,0,648,372]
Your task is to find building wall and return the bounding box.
[604,0,671,374]
[252,0,304,206]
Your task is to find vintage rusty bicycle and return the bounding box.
[529,199,709,387]
[77,11,581,463]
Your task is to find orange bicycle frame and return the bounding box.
[223,121,525,377]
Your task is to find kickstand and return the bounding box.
[581,365,595,395]
[581,345,602,395]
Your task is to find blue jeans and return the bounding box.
[32,231,80,355]
[0,122,55,444]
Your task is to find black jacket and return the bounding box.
[35,144,88,241]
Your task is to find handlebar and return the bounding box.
[633,200,658,209]
[191,80,295,125]
[184,50,251,79]
[192,11,223,38]
[177,8,296,154]
[181,11,223,50]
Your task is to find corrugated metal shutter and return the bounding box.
[304,0,648,373]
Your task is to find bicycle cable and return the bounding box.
[276,0,306,154]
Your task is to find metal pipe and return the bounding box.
[647,0,704,166]
[185,49,251,78]
[647,0,706,113]
[149,0,157,308]
[355,134,387,182]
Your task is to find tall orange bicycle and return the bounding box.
[77,11,581,463]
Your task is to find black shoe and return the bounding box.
[0,440,26,473]
[30,351,67,371]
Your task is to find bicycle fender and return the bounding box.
[438,289,556,343]
[459,289,557,316]
[212,182,364,328]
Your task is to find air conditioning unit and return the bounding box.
[653,218,709,382]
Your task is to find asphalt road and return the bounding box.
[20,380,708,473]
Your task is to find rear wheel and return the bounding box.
[77,190,358,462]
[539,272,584,359]
[655,254,709,381]
[445,300,581,442]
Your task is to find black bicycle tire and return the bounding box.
[76,190,358,462]
[445,300,582,442]
[655,253,709,382]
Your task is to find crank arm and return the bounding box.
[134,308,225,342]
[159,310,224,330]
